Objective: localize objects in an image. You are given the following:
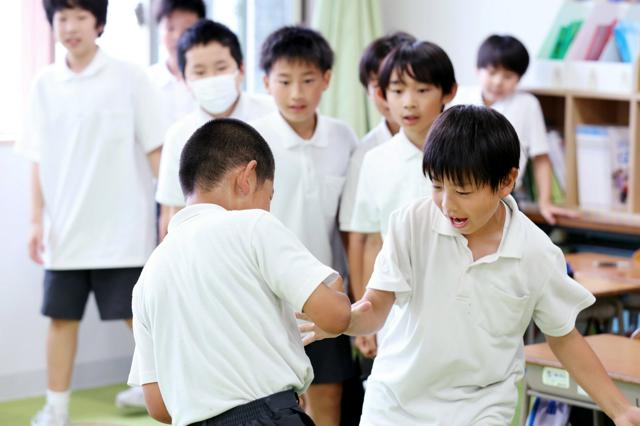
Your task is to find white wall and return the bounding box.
[381,0,564,85]
[0,146,134,402]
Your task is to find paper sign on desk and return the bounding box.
[542,367,570,389]
[577,385,588,397]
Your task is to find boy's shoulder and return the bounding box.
[361,131,405,165]
[317,114,358,144]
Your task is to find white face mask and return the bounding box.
[189,72,239,114]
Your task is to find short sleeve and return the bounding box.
[131,67,166,153]
[532,247,595,337]
[350,154,381,233]
[366,207,413,302]
[155,126,186,207]
[15,80,44,162]
[128,279,158,386]
[252,213,338,311]
[523,95,549,158]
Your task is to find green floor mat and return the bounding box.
[0,385,162,425]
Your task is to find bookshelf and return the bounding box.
[521,0,640,234]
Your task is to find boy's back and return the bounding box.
[129,204,337,425]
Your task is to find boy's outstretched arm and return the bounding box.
[533,154,578,225]
[299,287,394,345]
[301,276,351,335]
[547,328,640,425]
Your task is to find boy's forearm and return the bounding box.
[31,163,44,224]
[345,289,394,336]
[547,329,631,420]
[347,232,366,300]
[362,232,383,288]
[147,147,162,178]
[533,155,553,206]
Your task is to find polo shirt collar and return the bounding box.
[277,112,329,149]
[55,48,108,82]
[395,128,423,161]
[168,203,226,233]
[431,194,524,259]
[153,62,176,88]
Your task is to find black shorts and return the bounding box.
[305,334,357,384]
[42,268,142,320]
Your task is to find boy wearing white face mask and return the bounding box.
[156,19,275,238]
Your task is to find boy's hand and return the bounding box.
[539,201,579,225]
[297,300,372,346]
[28,222,44,265]
[355,335,377,358]
[614,406,640,426]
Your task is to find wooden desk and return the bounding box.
[520,334,640,426]
[566,253,640,298]
[520,203,640,236]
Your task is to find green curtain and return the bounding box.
[312,0,383,138]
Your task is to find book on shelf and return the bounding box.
[584,19,616,60]
[576,125,629,211]
[613,21,640,63]
[550,20,583,59]
[546,129,566,192]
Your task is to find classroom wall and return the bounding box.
[0,146,134,401]
[380,0,564,86]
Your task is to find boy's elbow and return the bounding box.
[149,409,172,424]
[322,293,351,334]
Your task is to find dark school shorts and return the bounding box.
[305,333,358,384]
[42,267,142,320]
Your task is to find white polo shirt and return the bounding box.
[361,195,595,425]
[351,129,430,238]
[250,112,358,266]
[452,86,549,189]
[16,49,164,269]
[155,93,275,206]
[147,62,196,132]
[339,119,393,231]
[128,204,337,426]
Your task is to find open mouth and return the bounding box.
[450,216,469,229]
[289,105,307,113]
[402,115,419,125]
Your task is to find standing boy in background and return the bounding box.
[155,19,274,238]
[302,106,640,426]
[129,119,351,426]
[250,26,359,426]
[16,1,164,425]
[349,41,457,357]
[452,34,577,224]
[147,0,205,130]
[339,31,415,361]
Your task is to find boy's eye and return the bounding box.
[216,66,228,72]
[304,79,315,84]
[279,81,290,86]
[456,190,472,196]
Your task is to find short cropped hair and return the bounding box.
[43,0,108,35]
[358,31,416,88]
[179,119,275,196]
[260,26,333,74]
[378,41,456,99]
[423,105,520,192]
[477,34,530,77]
[177,19,243,77]
[154,0,206,24]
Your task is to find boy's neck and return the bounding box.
[465,201,506,261]
[166,57,182,80]
[481,93,495,108]
[402,125,430,150]
[66,44,99,74]
[284,113,317,140]
[385,119,400,136]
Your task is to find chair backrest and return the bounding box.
[631,328,640,340]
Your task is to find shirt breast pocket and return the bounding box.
[472,284,529,337]
[321,175,346,223]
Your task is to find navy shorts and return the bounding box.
[42,268,142,320]
[305,333,357,384]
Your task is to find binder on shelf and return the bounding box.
[613,21,640,63]
[584,20,616,60]
[551,20,584,59]
[576,125,629,211]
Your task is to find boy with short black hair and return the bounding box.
[348,41,457,358]
[156,19,274,237]
[453,34,576,224]
[148,0,206,129]
[18,1,164,424]
[250,26,359,425]
[340,32,415,360]
[303,105,640,425]
[128,118,351,426]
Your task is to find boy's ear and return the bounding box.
[499,167,519,197]
[442,83,458,105]
[263,74,271,94]
[321,70,332,90]
[236,160,258,196]
[375,86,387,101]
